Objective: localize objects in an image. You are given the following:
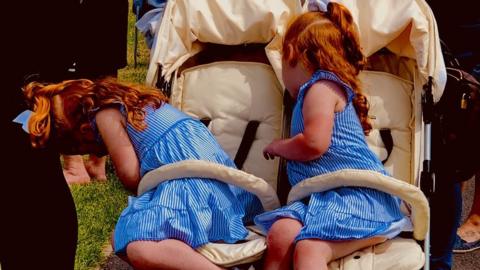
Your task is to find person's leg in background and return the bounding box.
[426,1,480,266]
[454,172,480,252]
[429,176,462,270]
[61,70,122,185]
[429,105,463,270]
[454,21,480,249]
[63,153,107,184]
[61,0,129,186]
[63,154,94,184]
[1,0,79,267]
[1,73,78,269]
[1,121,78,270]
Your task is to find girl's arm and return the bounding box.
[264,81,344,162]
[95,108,140,193]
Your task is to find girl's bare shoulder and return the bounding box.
[309,80,347,111]
[95,107,124,125]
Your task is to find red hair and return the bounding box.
[23,78,168,148]
[283,2,371,134]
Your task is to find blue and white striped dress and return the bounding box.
[111,103,263,254]
[254,70,412,241]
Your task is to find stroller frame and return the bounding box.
[143,0,447,269]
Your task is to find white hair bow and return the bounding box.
[308,0,331,12]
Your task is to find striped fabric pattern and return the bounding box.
[255,70,411,241]
[113,103,263,254]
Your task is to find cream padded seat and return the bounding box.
[171,61,284,189]
[361,71,414,184]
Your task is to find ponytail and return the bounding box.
[326,2,366,73]
[326,2,371,134]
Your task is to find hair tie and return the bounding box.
[13,110,33,133]
[308,0,331,12]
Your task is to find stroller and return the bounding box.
[143,0,446,269]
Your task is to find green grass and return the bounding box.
[71,162,129,269]
[118,2,150,85]
[71,1,149,269]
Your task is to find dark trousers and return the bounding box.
[430,179,462,270]
[1,118,78,270]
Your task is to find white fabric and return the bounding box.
[197,230,266,267]
[328,238,424,270]
[146,0,302,84]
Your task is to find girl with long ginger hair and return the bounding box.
[23,78,263,270]
[255,2,412,270]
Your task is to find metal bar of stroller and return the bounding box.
[421,76,436,270]
[421,76,435,197]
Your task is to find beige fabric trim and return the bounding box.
[197,230,266,267]
[137,160,280,211]
[287,169,429,240]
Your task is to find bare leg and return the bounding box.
[457,172,480,243]
[85,155,107,181]
[126,240,225,270]
[263,218,303,270]
[294,237,386,270]
[111,231,131,265]
[62,155,90,184]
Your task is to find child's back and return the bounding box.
[112,102,263,253]
[287,70,386,183]
[255,3,414,269]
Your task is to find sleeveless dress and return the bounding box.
[109,103,263,253]
[254,70,412,241]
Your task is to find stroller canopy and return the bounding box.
[147,0,446,100]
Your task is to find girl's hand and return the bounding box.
[263,140,281,160]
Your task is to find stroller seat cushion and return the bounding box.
[360,71,414,183]
[197,229,266,267]
[328,237,424,270]
[172,61,284,189]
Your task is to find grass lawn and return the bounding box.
[71,1,150,269]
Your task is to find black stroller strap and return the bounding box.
[198,118,258,169]
[234,121,260,169]
[380,128,393,164]
[200,118,211,127]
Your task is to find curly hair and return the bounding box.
[23,78,168,148]
[282,2,371,134]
